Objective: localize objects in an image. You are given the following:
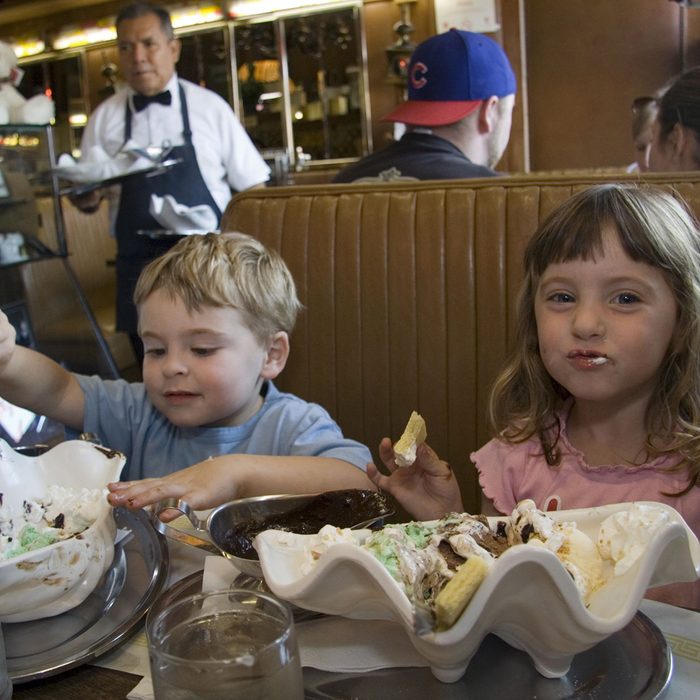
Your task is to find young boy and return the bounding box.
[0,233,374,518]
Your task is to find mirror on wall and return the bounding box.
[233,20,284,152]
[232,4,369,173]
[178,26,231,102]
[285,7,365,163]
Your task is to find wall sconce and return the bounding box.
[170,4,224,28]
[385,0,417,84]
[52,22,116,50]
[12,39,46,59]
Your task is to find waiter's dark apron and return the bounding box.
[114,82,222,333]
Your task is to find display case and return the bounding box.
[0,123,121,382]
[231,2,371,172]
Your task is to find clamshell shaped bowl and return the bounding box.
[0,439,125,623]
[255,501,700,683]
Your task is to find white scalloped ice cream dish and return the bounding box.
[0,439,125,623]
[254,500,700,683]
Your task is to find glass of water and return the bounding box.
[146,588,304,700]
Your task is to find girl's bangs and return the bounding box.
[528,189,671,279]
[528,212,607,277]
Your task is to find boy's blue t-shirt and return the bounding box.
[77,376,371,481]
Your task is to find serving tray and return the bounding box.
[6,508,169,684]
[154,570,672,699]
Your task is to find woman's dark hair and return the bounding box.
[656,66,700,167]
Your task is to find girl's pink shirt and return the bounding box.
[471,413,700,610]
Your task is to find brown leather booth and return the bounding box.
[222,172,700,513]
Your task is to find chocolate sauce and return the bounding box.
[221,489,390,560]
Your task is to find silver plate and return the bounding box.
[57,159,182,196]
[6,507,169,684]
[153,571,672,699]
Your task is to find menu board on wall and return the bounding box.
[434,0,499,33]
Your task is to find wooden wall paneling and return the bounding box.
[684,6,700,69]
[361,0,437,156]
[361,1,401,155]
[525,0,683,171]
[496,0,527,173]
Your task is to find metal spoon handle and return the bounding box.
[151,498,220,554]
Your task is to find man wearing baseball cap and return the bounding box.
[333,29,516,183]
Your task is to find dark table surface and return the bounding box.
[12,666,140,699]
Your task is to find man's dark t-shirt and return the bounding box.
[333,131,498,183]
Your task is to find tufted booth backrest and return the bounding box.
[222,172,700,513]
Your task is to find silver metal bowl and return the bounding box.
[152,489,393,577]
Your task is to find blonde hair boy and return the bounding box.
[0,232,373,516]
[135,232,301,341]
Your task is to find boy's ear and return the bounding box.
[261,331,290,379]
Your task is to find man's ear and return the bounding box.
[170,37,182,64]
[261,331,290,379]
[476,96,499,134]
[667,122,687,161]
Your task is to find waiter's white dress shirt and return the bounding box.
[80,73,270,225]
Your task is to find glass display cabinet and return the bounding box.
[231,2,371,175]
[0,123,120,380]
[15,2,372,180]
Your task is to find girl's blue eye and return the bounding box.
[615,293,640,305]
[192,347,216,356]
[144,348,165,356]
[548,292,575,303]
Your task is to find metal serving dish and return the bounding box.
[152,489,393,577]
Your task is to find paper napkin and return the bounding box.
[201,555,428,672]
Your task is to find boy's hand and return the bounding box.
[0,310,17,371]
[366,438,465,521]
[107,457,237,521]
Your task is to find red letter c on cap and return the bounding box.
[411,61,428,89]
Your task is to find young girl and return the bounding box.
[368,184,700,609]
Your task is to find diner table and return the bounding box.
[8,530,700,700]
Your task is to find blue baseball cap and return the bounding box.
[383,29,516,126]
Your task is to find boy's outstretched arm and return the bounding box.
[366,438,464,521]
[0,310,86,431]
[108,454,375,520]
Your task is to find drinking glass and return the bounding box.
[146,588,303,700]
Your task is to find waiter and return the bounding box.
[72,1,270,360]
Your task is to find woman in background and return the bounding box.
[649,67,700,171]
[628,96,658,172]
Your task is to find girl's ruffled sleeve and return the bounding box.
[470,438,526,515]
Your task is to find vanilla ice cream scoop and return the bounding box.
[597,503,671,575]
[508,500,605,601]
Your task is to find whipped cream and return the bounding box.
[0,485,107,560]
[597,503,670,575]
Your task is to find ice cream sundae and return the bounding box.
[291,499,674,631]
[0,485,108,561]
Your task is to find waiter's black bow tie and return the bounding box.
[133,90,171,112]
